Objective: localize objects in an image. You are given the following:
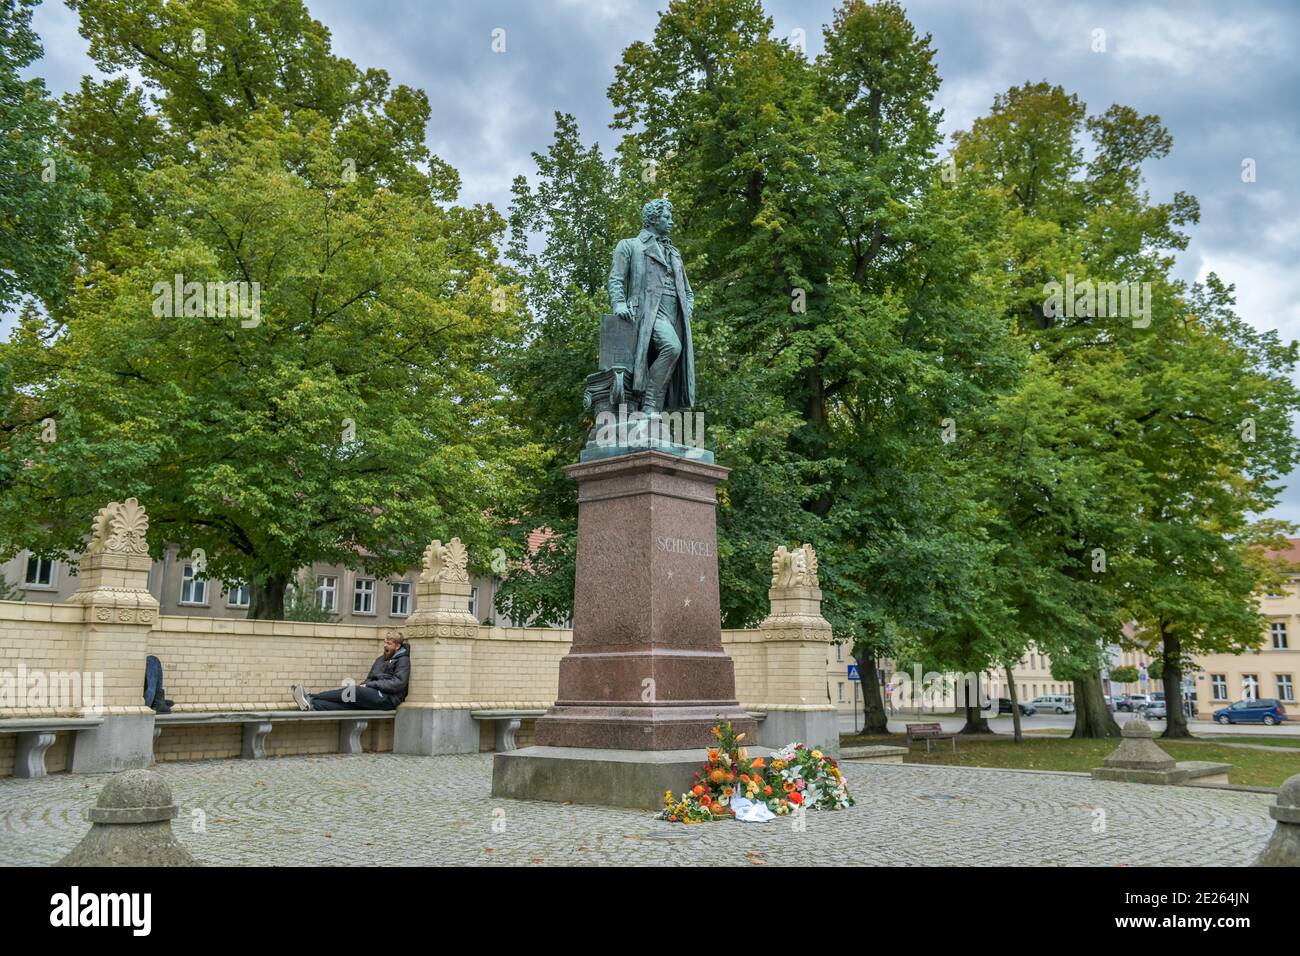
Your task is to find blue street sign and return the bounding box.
[847,665,860,681]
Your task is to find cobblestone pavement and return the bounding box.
[0,755,1275,866]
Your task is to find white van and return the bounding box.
[1029,695,1075,714]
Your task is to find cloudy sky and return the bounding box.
[17,0,1300,516]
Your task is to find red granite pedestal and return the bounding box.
[492,450,756,808]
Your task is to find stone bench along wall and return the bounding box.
[0,500,837,776]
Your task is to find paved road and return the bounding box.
[839,711,1300,737]
[0,753,1275,866]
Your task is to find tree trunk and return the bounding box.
[1070,667,1122,738]
[854,649,890,735]
[1162,629,1193,738]
[1005,663,1023,742]
[249,573,288,620]
[959,676,991,734]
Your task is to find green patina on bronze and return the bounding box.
[580,199,710,464]
[607,198,696,414]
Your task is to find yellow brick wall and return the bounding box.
[468,625,569,706]
[148,616,389,711]
[0,601,89,718]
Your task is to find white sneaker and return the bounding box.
[291,684,311,712]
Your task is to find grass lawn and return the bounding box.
[1201,735,1300,749]
[840,732,1300,788]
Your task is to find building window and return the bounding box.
[353,578,375,614]
[180,564,207,605]
[469,586,479,619]
[1272,622,1289,650]
[1211,674,1228,701]
[315,575,337,612]
[1278,675,1295,703]
[390,582,411,616]
[24,556,54,587]
[1242,674,1259,700]
[226,582,251,608]
[835,645,843,662]
[837,682,845,703]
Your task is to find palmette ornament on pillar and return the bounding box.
[86,497,150,557]
[771,543,819,591]
[67,497,159,622]
[760,543,831,643]
[405,537,477,640]
[421,538,469,584]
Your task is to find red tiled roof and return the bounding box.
[1263,538,1300,567]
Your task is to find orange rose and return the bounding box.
[693,784,704,796]
[709,769,726,785]
[701,794,712,807]
[764,785,773,795]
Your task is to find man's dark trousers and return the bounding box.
[309,685,396,711]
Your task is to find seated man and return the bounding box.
[290,633,410,711]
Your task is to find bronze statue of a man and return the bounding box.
[608,198,696,414]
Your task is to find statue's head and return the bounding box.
[642,197,674,238]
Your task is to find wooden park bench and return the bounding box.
[0,717,105,778]
[905,722,958,754]
[154,710,395,759]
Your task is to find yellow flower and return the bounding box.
[811,750,823,760]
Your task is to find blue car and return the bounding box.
[1213,698,1288,726]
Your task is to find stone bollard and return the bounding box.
[1252,773,1300,867]
[57,770,198,867]
[1091,718,1231,786]
[1101,719,1175,772]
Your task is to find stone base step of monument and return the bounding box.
[1091,760,1233,786]
[491,745,771,810]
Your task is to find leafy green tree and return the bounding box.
[1109,665,1139,685]
[1122,277,1300,736]
[0,0,538,618]
[608,0,1021,734]
[494,113,640,625]
[0,0,103,312]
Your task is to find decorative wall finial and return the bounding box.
[86,498,150,557]
[421,537,469,584]
[771,543,819,590]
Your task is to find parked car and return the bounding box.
[1029,695,1075,714]
[1119,694,1152,712]
[1143,700,1168,720]
[997,698,1037,716]
[1213,698,1288,726]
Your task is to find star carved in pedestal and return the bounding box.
[683,597,691,607]
[666,569,674,580]
[699,573,706,583]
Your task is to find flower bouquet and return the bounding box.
[658,721,853,823]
